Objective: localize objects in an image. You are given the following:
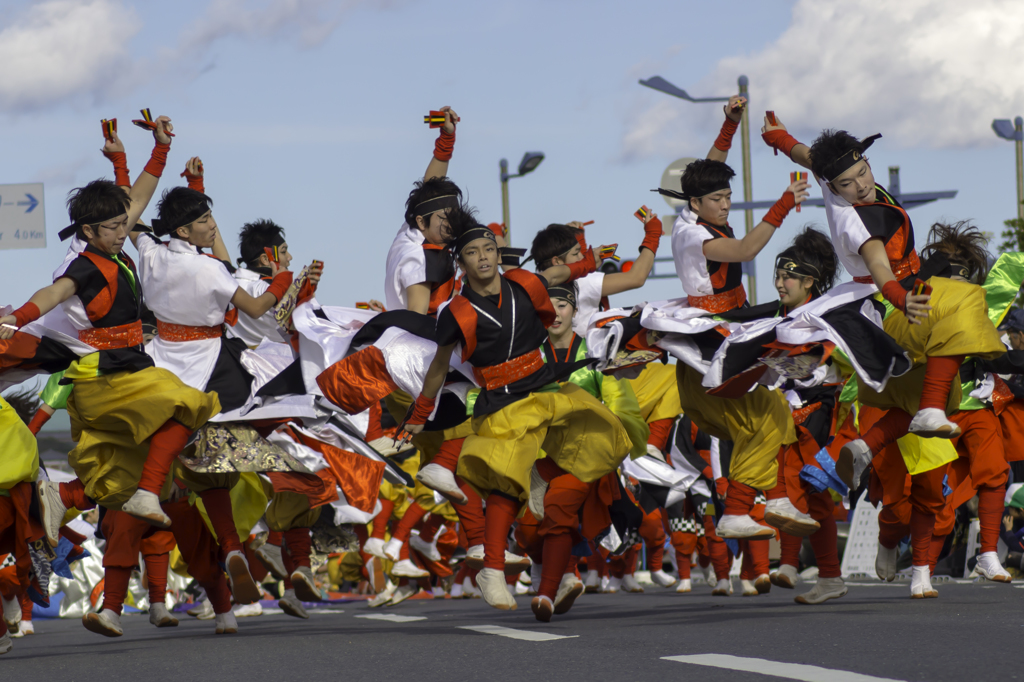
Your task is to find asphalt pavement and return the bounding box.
[2,578,1021,682]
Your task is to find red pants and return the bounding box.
[638,508,666,572]
[739,539,768,580]
[162,499,233,614]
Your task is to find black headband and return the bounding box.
[774,253,821,280]
[241,233,286,267]
[153,203,212,237]
[948,260,971,280]
[414,194,459,218]
[825,134,882,183]
[453,225,496,256]
[547,284,577,309]
[58,208,129,241]
[652,178,731,202]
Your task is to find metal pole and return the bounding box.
[738,75,755,304]
[500,158,511,244]
[1016,116,1024,222]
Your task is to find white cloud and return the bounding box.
[623,0,1024,158]
[0,0,142,112]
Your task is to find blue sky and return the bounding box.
[3,0,1024,427]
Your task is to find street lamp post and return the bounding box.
[499,151,545,244]
[639,74,757,302]
[992,116,1024,221]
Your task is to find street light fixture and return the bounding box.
[992,116,1024,221]
[499,151,545,244]
[640,74,757,302]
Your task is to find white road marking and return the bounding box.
[662,654,906,682]
[458,625,578,641]
[356,614,427,622]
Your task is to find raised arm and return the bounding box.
[127,115,174,248]
[761,114,813,171]
[423,106,459,181]
[706,95,747,163]
[601,212,664,297]
[702,179,809,263]
[0,278,78,339]
[231,264,293,319]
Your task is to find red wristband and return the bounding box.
[144,141,171,178]
[181,170,204,193]
[714,117,739,152]
[407,393,437,426]
[762,191,796,228]
[434,129,455,162]
[881,280,908,313]
[27,408,51,436]
[761,129,802,159]
[12,302,40,328]
[265,272,294,302]
[639,217,663,255]
[566,247,597,281]
[104,151,131,187]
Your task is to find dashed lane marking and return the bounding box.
[662,654,906,682]
[457,625,578,641]
[356,614,427,622]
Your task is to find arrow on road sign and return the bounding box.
[16,194,39,213]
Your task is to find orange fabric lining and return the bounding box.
[288,427,386,514]
[316,345,398,415]
[79,251,120,321]
[429,278,456,316]
[447,296,478,361]
[0,332,42,370]
[266,470,339,508]
[504,268,556,327]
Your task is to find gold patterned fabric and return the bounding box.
[178,422,305,474]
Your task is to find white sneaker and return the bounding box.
[383,537,403,562]
[621,574,644,593]
[771,563,800,589]
[368,436,400,456]
[528,463,548,520]
[584,570,599,593]
[409,533,442,562]
[838,438,873,489]
[702,565,717,587]
[795,577,848,604]
[187,598,215,620]
[650,569,677,587]
[531,595,553,622]
[477,567,517,610]
[464,544,530,575]
[463,576,481,599]
[215,611,238,634]
[368,583,396,608]
[1,595,19,632]
[290,565,321,602]
[279,589,309,619]
[255,542,288,580]
[0,633,10,655]
[675,578,692,593]
[389,583,418,606]
[450,581,465,599]
[755,573,772,594]
[36,480,68,547]
[18,621,33,636]
[432,586,446,597]
[225,550,261,605]
[711,578,734,596]
[416,464,468,505]
[149,602,179,627]
[976,551,1013,583]
[605,576,622,593]
[716,514,776,539]
[741,579,759,596]
[908,407,961,439]
[600,575,611,593]
[121,489,171,528]
[391,559,429,579]
[362,537,388,560]
[82,608,123,637]
[875,542,899,582]
[553,573,584,614]
[764,498,820,537]
[232,602,263,618]
[910,565,938,598]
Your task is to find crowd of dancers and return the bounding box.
[1,97,1023,653]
